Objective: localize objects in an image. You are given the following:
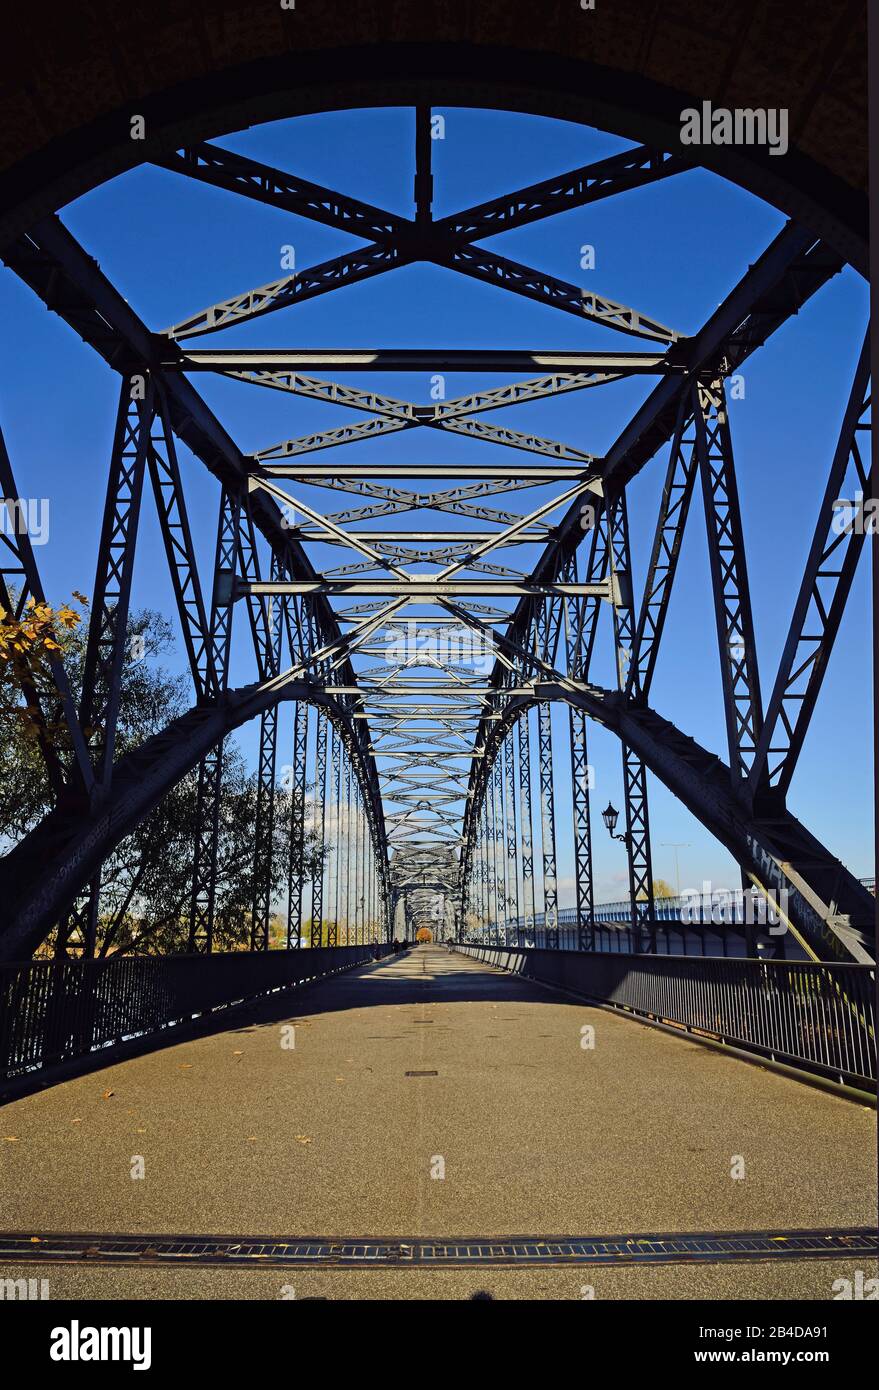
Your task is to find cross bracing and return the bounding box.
[0,107,872,970]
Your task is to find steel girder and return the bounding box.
[250,551,284,952]
[187,488,239,953]
[160,137,685,344]
[626,394,699,701]
[502,733,520,937]
[461,227,857,962]
[310,706,329,948]
[286,699,308,948]
[749,333,873,799]
[0,216,390,953]
[0,675,333,962]
[0,218,385,820]
[172,349,674,375]
[157,142,405,243]
[517,713,537,942]
[466,683,874,966]
[149,384,217,701]
[158,138,685,250]
[563,551,596,952]
[57,379,156,956]
[693,378,764,788]
[494,224,844,655]
[0,114,869,978]
[328,718,341,947]
[533,595,562,948]
[606,489,656,950]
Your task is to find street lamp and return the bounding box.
[602,800,629,845]
[603,799,645,951]
[659,842,690,899]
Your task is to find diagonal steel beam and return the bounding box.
[749,333,872,798]
[1,214,387,853]
[436,146,688,240]
[438,242,679,343]
[485,225,844,693]
[693,376,764,785]
[626,394,698,700]
[156,141,406,242]
[166,243,407,340]
[148,384,217,700]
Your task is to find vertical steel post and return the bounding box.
[250,561,283,951]
[537,701,559,950]
[564,551,595,951]
[492,756,506,942]
[503,733,521,942]
[188,487,239,953]
[59,376,155,957]
[311,707,328,948]
[607,489,655,951]
[326,720,338,945]
[693,377,764,786]
[517,711,536,945]
[286,700,308,948]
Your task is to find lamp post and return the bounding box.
[601,801,629,845]
[602,801,640,950]
[659,842,690,900]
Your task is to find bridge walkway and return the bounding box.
[0,945,874,1299]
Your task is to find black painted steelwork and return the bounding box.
[0,946,392,1090]
[0,106,872,990]
[454,945,877,1092]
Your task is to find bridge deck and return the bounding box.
[1,946,874,1300]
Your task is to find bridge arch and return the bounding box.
[0,6,867,271]
[0,14,871,972]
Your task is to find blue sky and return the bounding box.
[0,105,871,903]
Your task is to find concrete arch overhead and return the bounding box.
[0,2,868,271]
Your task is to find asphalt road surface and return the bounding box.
[1,945,875,1300]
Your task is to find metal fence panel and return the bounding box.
[454,945,876,1091]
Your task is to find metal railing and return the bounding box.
[0,945,391,1089]
[464,921,810,958]
[454,945,876,1092]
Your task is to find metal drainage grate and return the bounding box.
[0,1228,874,1269]
[405,1070,438,1077]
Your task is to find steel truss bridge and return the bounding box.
[0,104,874,1081]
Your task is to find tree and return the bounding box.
[652,878,676,899]
[0,596,322,955]
[0,592,86,826]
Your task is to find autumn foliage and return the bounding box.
[0,592,85,739]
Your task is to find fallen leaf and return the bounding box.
[71,1118,82,1125]
[29,1236,41,1244]
[101,1090,114,1100]
[3,1136,19,1142]
[178,1064,193,1071]
[294,1135,312,1145]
